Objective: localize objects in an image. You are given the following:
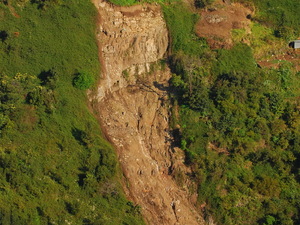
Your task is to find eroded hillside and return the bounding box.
[90,1,204,224]
[91,0,168,100]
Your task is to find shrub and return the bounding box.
[195,0,215,8]
[73,72,94,90]
[31,0,62,9]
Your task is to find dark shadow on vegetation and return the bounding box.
[171,128,182,148]
[38,69,57,87]
[30,0,56,10]
[291,152,300,182]
[168,55,184,75]
[194,0,205,8]
[194,0,215,9]
[71,128,87,146]
[48,171,62,184]
[36,207,44,216]
[57,143,64,152]
[65,201,79,215]
[77,173,86,187]
[5,45,13,54]
[82,218,93,225]
[5,173,11,183]
[166,56,189,104]
[0,31,8,42]
[78,167,88,187]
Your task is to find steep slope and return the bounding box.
[90,1,204,224]
[91,0,168,100]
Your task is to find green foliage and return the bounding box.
[162,0,300,223]
[73,72,94,90]
[0,0,144,224]
[108,0,136,6]
[108,0,171,6]
[244,0,300,40]
[195,0,215,8]
[264,215,276,225]
[171,41,300,224]
[31,0,62,9]
[213,44,256,75]
[162,2,207,56]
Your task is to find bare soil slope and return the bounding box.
[196,0,252,49]
[98,69,203,225]
[90,1,205,224]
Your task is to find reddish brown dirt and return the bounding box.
[208,142,229,155]
[258,49,300,71]
[195,0,252,49]
[7,3,20,18]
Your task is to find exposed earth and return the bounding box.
[195,0,253,49]
[90,0,205,224]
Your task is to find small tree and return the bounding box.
[73,72,94,90]
[31,0,62,9]
[264,215,276,225]
[195,0,215,8]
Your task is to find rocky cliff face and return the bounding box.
[91,0,168,101]
[90,1,204,224]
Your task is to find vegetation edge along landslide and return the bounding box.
[162,0,300,224]
[0,0,144,224]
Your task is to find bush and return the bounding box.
[31,0,62,9]
[73,72,94,90]
[195,0,215,8]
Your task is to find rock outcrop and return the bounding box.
[90,1,204,224]
[91,0,168,101]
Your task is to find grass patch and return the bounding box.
[108,0,172,6]
[162,2,208,56]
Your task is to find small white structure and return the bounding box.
[289,40,300,49]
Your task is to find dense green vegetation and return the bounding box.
[163,0,300,224]
[162,2,207,55]
[249,0,300,40]
[73,72,95,90]
[173,48,300,224]
[0,1,144,224]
